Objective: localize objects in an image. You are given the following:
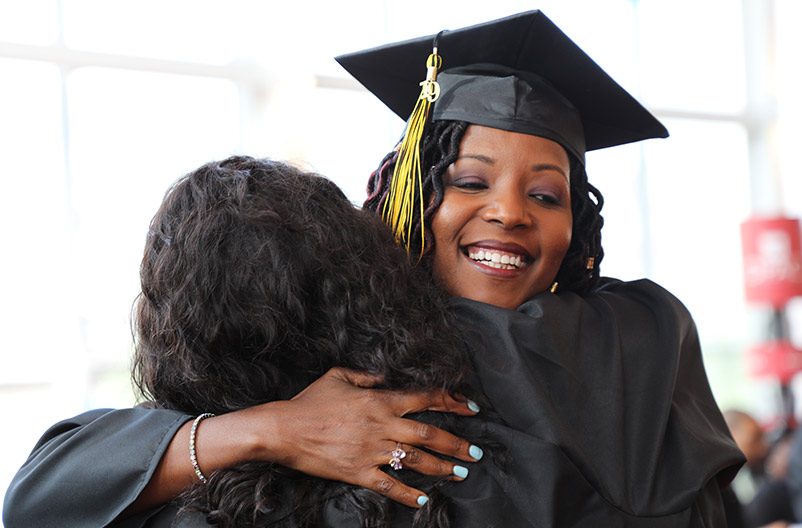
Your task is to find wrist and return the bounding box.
[189,413,215,483]
[227,400,293,464]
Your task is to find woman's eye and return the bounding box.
[530,193,562,206]
[452,179,488,191]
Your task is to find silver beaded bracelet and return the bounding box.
[189,413,215,483]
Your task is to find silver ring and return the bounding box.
[389,442,406,470]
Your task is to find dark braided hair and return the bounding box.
[133,156,477,527]
[364,120,605,296]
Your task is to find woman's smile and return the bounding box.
[431,125,573,310]
[465,243,531,271]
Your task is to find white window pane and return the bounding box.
[278,1,391,77]
[643,119,751,345]
[297,86,402,204]
[0,0,60,45]
[776,0,802,218]
[638,0,746,114]
[62,0,242,63]
[0,59,64,170]
[0,59,77,385]
[586,141,650,281]
[65,67,240,366]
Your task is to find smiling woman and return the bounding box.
[352,10,746,523]
[431,127,573,310]
[3,10,746,528]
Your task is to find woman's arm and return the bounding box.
[4,369,481,527]
[128,367,481,514]
[2,407,190,528]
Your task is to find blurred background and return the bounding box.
[1,0,801,516]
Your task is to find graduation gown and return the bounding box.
[438,278,743,526]
[2,278,744,527]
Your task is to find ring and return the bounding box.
[389,442,406,470]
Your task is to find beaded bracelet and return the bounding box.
[189,413,215,483]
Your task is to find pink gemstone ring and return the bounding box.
[389,443,406,470]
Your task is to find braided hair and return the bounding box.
[364,120,605,296]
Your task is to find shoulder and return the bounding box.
[593,277,689,310]
[447,277,696,346]
[579,277,697,334]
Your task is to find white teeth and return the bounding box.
[489,262,516,270]
[467,249,527,269]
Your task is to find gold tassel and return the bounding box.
[383,46,442,257]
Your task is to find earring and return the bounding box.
[550,282,558,293]
[586,257,595,270]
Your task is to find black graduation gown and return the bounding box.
[438,278,743,526]
[2,278,744,527]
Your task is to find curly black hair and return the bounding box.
[132,156,475,527]
[364,120,605,295]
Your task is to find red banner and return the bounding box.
[741,216,802,307]
[747,341,802,384]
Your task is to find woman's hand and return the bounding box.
[125,367,481,516]
[247,367,483,508]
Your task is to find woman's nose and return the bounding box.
[481,190,532,228]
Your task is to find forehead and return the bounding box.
[457,125,571,169]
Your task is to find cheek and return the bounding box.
[429,195,461,247]
[429,210,450,271]
[429,200,467,291]
[563,220,574,251]
[547,216,573,263]
[430,210,447,246]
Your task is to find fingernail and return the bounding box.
[417,495,429,506]
[453,465,469,478]
[467,400,480,413]
[469,445,484,461]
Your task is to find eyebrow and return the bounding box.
[458,153,494,164]
[533,163,570,182]
[458,154,570,182]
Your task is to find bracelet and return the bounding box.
[189,413,215,483]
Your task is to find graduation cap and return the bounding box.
[335,10,667,251]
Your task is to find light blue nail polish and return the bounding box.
[417,495,429,506]
[469,445,484,461]
[453,465,469,478]
[467,400,480,413]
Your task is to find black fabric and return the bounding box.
[721,486,747,528]
[2,279,743,527]
[437,279,743,526]
[2,407,189,528]
[433,66,586,162]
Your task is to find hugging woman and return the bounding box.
[4,11,744,528]
[132,156,484,526]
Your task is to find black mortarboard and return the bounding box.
[336,10,668,165]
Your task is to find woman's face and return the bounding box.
[431,125,573,310]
